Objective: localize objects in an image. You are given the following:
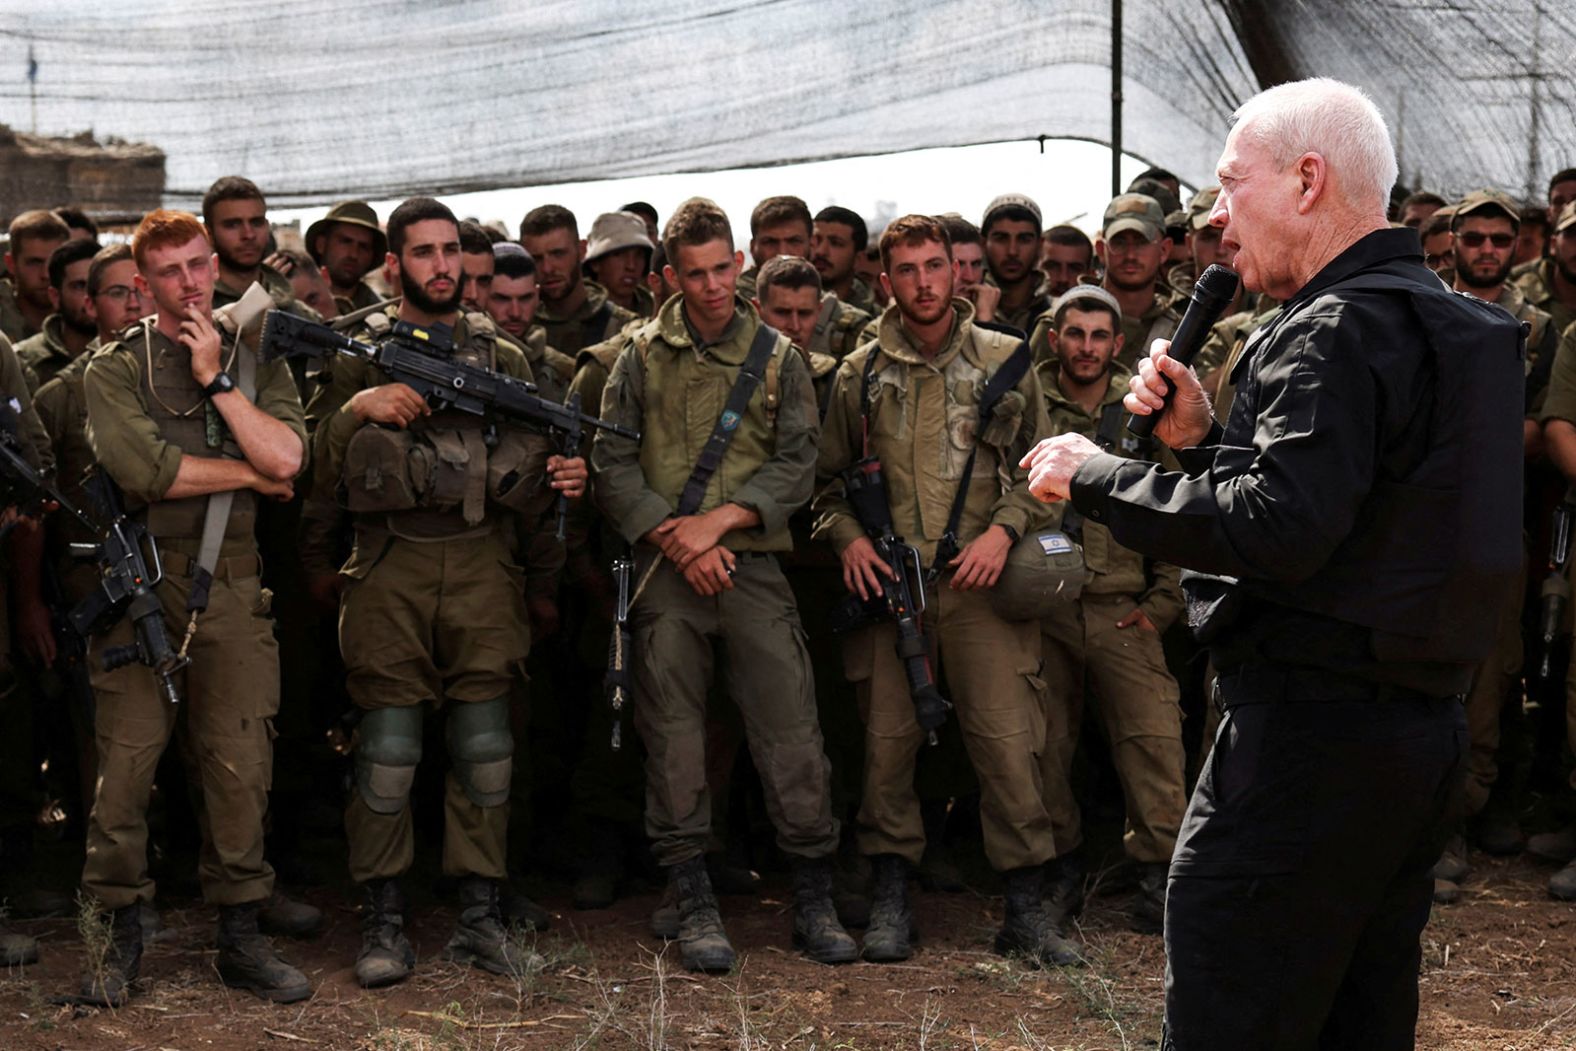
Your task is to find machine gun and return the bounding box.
[827,456,951,744]
[1538,491,1576,683]
[0,407,187,706]
[259,310,638,539]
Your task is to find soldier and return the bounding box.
[520,205,638,356]
[1420,213,1455,275]
[53,206,99,243]
[584,212,655,318]
[77,209,310,1005]
[1039,225,1094,300]
[15,238,101,392]
[812,206,879,315]
[1515,201,1576,335]
[0,210,72,343]
[855,244,889,310]
[1397,190,1447,229]
[485,244,574,403]
[277,248,339,321]
[305,200,387,313]
[981,194,1049,332]
[621,201,661,246]
[304,198,585,987]
[737,196,813,301]
[458,221,496,313]
[813,214,1074,966]
[943,216,1001,325]
[591,196,853,971]
[1031,287,1186,932]
[202,177,319,318]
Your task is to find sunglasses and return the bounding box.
[1455,232,1516,249]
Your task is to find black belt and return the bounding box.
[1215,663,1464,712]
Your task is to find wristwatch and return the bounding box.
[201,371,236,398]
[1000,524,1021,543]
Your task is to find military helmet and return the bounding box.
[989,528,1088,621]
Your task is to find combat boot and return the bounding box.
[77,903,141,1007]
[1043,848,1087,929]
[995,867,1083,968]
[0,926,37,966]
[668,856,736,972]
[501,883,551,932]
[791,858,857,964]
[1550,859,1576,901]
[861,854,915,963]
[259,891,323,939]
[216,903,311,1003]
[1472,796,1525,856]
[1432,832,1470,884]
[355,879,415,989]
[1527,825,1576,864]
[1132,862,1168,933]
[446,876,545,976]
[649,883,679,939]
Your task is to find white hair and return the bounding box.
[1230,78,1398,218]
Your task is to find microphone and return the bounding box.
[1126,264,1240,439]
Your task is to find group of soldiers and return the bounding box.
[0,159,1573,1005]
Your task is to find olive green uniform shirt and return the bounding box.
[15,314,87,394]
[0,279,37,345]
[538,280,637,358]
[0,333,51,471]
[1514,257,1576,338]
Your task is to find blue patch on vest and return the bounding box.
[720,410,742,431]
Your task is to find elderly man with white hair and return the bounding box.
[1022,79,1525,1048]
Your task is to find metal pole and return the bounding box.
[1111,0,1123,198]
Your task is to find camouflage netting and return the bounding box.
[0,0,1569,207]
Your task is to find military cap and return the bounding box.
[982,193,1043,232]
[1126,177,1182,217]
[1451,189,1521,230]
[1103,193,1166,242]
[1187,187,1220,230]
[585,211,654,263]
[1050,283,1124,324]
[1558,201,1576,235]
[305,200,387,265]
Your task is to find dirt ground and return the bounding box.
[1,847,1574,1051]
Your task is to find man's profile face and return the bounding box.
[881,239,955,328]
[810,221,859,286]
[756,284,820,349]
[952,242,986,291]
[1421,230,1455,274]
[1211,124,1305,299]
[587,246,648,303]
[486,273,539,339]
[750,221,810,268]
[1400,201,1440,229]
[1054,306,1122,385]
[1040,242,1090,298]
[1548,179,1576,227]
[207,197,269,272]
[667,238,740,331]
[519,226,583,306]
[316,222,378,291]
[1103,230,1170,293]
[984,219,1038,286]
[53,257,95,336]
[288,264,337,320]
[1553,226,1576,285]
[88,258,145,336]
[6,235,68,311]
[460,251,493,312]
[135,235,216,320]
[1188,225,1225,272]
[1453,215,1517,289]
[392,219,464,316]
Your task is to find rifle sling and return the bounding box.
[1062,401,1128,541]
[187,338,258,614]
[675,322,780,517]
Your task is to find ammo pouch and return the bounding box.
[486,428,554,516]
[1181,570,1245,643]
[988,528,1087,621]
[341,425,486,524]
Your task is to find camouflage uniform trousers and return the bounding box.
[339,528,528,884]
[847,581,1054,871]
[1038,593,1187,864]
[629,551,839,866]
[1462,568,1525,817]
[82,551,278,909]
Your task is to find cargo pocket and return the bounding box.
[487,429,554,515]
[342,425,425,513]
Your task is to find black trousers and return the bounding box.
[1162,667,1466,1051]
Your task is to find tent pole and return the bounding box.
[1111,0,1123,198]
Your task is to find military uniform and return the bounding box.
[15,314,90,393]
[213,264,321,322]
[499,325,573,406]
[538,280,637,359]
[814,299,1055,872]
[335,280,384,316]
[306,310,555,885]
[998,292,1052,336]
[592,294,838,865]
[80,316,307,911]
[842,277,879,317]
[0,279,39,344]
[1514,257,1576,339]
[1034,359,1186,874]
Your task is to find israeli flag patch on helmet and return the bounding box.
[1038,532,1074,555]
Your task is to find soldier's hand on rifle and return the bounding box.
[181,306,224,387]
[682,546,737,597]
[948,524,1012,590]
[348,383,431,428]
[15,593,55,667]
[545,455,587,500]
[840,535,896,601]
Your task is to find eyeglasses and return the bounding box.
[1424,253,1453,270]
[1456,232,1516,249]
[96,285,143,303]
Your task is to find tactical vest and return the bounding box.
[130,321,256,550]
[1235,272,1524,664]
[634,319,784,517]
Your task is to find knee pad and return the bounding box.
[355,706,424,815]
[446,696,513,807]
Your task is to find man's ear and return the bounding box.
[1296,152,1328,214]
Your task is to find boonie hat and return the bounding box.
[305,201,387,267]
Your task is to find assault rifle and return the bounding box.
[827,457,951,744]
[258,310,638,539]
[0,408,187,706]
[1538,491,1576,683]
